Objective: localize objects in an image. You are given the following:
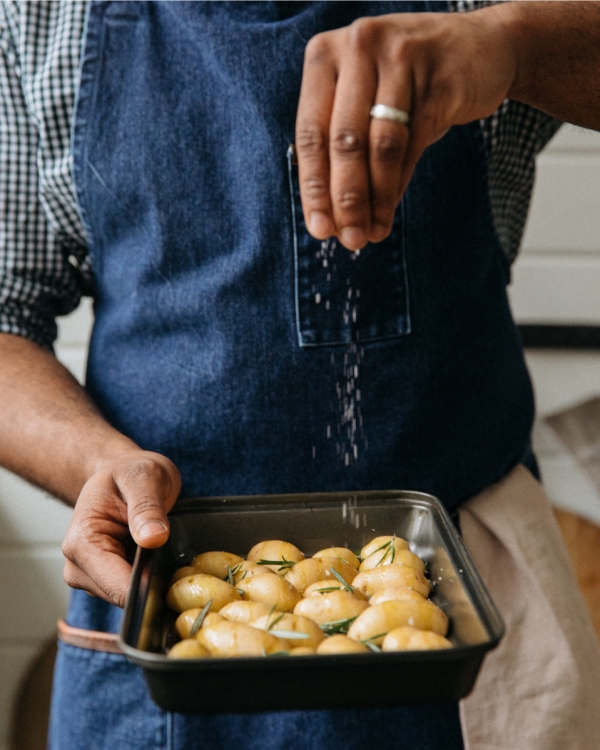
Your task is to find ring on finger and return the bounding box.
[370,104,410,126]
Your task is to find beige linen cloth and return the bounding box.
[458,464,600,750]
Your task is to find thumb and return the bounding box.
[116,454,181,548]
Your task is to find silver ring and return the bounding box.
[370,104,410,126]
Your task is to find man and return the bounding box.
[1,2,600,748]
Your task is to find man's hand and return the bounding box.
[296,2,600,251]
[0,334,181,609]
[296,11,516,250]
[62,450,181,608]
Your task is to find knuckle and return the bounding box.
[348,17,375,51]
[121,457,168,488]
[296,126,328,158]
[128,496,163,521]
[334,188,367,213]
[332,129,366,156]
[304,32,331,65]
[371,133,405,162]
[301,174,329,202]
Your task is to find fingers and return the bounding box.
[368,69,412,242]
[62,452,182,607]
[115,453,180,548]
[296,32,337,240]
[328,28,377,250]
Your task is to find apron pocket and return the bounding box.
[287,145,411,347]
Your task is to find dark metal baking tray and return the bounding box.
[120,490,504,714]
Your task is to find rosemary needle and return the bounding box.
[328,566,353,592]
[189,598,213,636]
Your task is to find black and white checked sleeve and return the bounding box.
[0,1,88,350]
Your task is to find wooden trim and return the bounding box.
[57,618,124,654]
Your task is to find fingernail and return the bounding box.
[371,224,389,242]
[340,226,367,251]
[138,520,168,540]
[309,211,332,238]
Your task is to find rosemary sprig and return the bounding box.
[226,563,243,585]
[266,606,285,632]
[315,586,344,593]
[370,538,396,566]
[269,630,310,640]
[319,616,358,636]
[328,566,353,592]
[257,557,296,572]
[189,598,213,636]
[360,634,386,652]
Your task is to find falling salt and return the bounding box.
[312,446,316,459]
[315,293,321,304]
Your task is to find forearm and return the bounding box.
[493,1,600,129]
[0,333,137,505]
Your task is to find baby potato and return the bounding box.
[294,590,368,626]
[303,580,367,600]
[231,560,276,585]
[348,599,449,645]
[166,574,241,613]
[284,557,357,594]
[360,535,409,560]
[175,608,203,639]
[220,600,274,625]
[201,612,225,629]
[353,563,430,599]
[238,573,301,612]
[369,586,428,606]
[198,620,286,657]
[247,540,305,574]
[289,647,316,656]
[359,548,426,575]
[191,551,244,580]
[382,626,452,652]
[316,635,369,655]
[167,638,211,659]
[313,547,360,570]
[252,612,325,650]
[170,566,197,586]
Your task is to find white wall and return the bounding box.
[1,125,600,748]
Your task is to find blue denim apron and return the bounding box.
[49,2,535,748]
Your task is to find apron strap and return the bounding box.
[57,618,124,654]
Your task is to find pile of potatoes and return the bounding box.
[165,536,452,659]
